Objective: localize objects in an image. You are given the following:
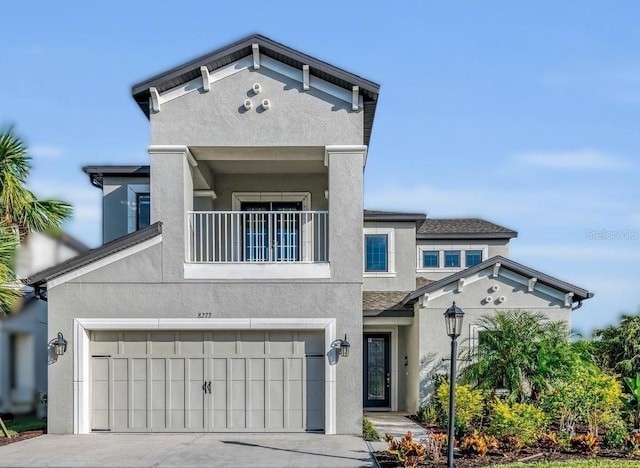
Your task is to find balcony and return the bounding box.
[185,211,329,278]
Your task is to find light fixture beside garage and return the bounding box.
[336,334,351,357]
[52,332,67,356]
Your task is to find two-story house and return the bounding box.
[29,34,592,435]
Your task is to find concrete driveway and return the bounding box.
[0,433,374,467]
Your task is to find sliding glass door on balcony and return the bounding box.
[187,208,328,264]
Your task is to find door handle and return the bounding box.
[202,382,207,393]
[386,373,390,387]
[207,381,212,394]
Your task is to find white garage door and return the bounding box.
[90,330,325,432]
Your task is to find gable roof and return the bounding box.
[403,255,593,305]
[131,34,380,146]
[364,209,426,222]
[27,222,162,287]
[417,218,517,240]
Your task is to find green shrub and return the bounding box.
[416,404,439,425]
[488,399,548,446]
[604,419,628,449]
[435,382,484,436]
[362,416,379,441]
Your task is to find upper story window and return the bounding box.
[444,250,461,267]
[417,245,488,271]
[364,227,395,277]
[422,251,439,268]
[366,235,388,271]
[136,193,151,229]
[466,250,483,267]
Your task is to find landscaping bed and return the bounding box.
[0,415,46,447]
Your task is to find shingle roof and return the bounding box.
[363,291,414,316]
[131,34,380,146]
[364,210,426,222]
[403,255,593,305]
[417,218,517,239]
[28,223,162,287]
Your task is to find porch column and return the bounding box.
[148,145,194,282]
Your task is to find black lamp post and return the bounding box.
[444,302,464,468]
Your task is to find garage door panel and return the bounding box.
[91,330,324,433]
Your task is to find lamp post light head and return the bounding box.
[444,302,465,338]
[53,332,67,356]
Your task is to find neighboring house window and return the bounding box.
[422,251,439,268]
[444,250,461,267]
[466,250,482,267]
[366,235,388,272]
[363,227,395,276]
[127,184,151,233]
[136,193,151,230]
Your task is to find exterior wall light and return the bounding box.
[443,301,464,468]
[336,334,350,357]
[52,332,68,356]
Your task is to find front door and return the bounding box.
[363,333,391,408]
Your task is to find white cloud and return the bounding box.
[514,150,631,171]
[29,145,64,159]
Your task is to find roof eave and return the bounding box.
[416,232,518,240]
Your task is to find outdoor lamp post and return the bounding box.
[444,301,464,468]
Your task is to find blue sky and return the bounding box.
[1,1,638,335]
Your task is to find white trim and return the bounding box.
[363,227,396,277]
[149,87,160,113]
[324,145,368,168]
[302,65,310,91]
[184,262,330,279]
[193,189,217,200]
[492,262,501,277]
[48,236,162,289]
[153,54,360,109]
[362,327,399,411]
[528,277,537,292]
[200,66,210,92]
[252,43,260,69]
[352,86,359,111]
[363,317,412,326]
[126,184,151,234]
[416,244,488,272]
[231,192,311,211]
[73,318,337,434]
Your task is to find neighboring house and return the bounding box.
[28,34,592,435]
[0,231,89,415]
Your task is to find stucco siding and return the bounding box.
[150,67,363,147]
[102,177,150,244]
[68,244,162,283]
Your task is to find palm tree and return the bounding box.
[0,129,72,238]
[0,128,72,313]
[461,309,578,403]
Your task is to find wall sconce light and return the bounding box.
[52,332,67,356]
[336,334,351,357]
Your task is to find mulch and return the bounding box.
[373,448,640,467]
[0,430,45,447]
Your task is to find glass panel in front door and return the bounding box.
[367,337,386,400]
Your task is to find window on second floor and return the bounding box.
[364,227,395,276]
[422,251,439,268]
[444,250,461,267]
[136,193,151,230]
[466,250,483,267]
[365,235,388,271]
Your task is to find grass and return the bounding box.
[493,461,640,467]
[3,415,46,437]
[363,416,380,441]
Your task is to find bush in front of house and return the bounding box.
[435,381,485,437]
[487,399,548,446]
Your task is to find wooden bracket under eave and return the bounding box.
[200,66,210,92]
[149,87,161,113]
[252,44,260,69]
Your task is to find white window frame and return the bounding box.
[127,184,151,234]
[363,227,395,277]
[416,244,488,272]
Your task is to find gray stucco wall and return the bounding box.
[213,173,328,211]
[102,177,150,244]
[151,67,363,147]
[410,273,572,411]
[363,222,417,292]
